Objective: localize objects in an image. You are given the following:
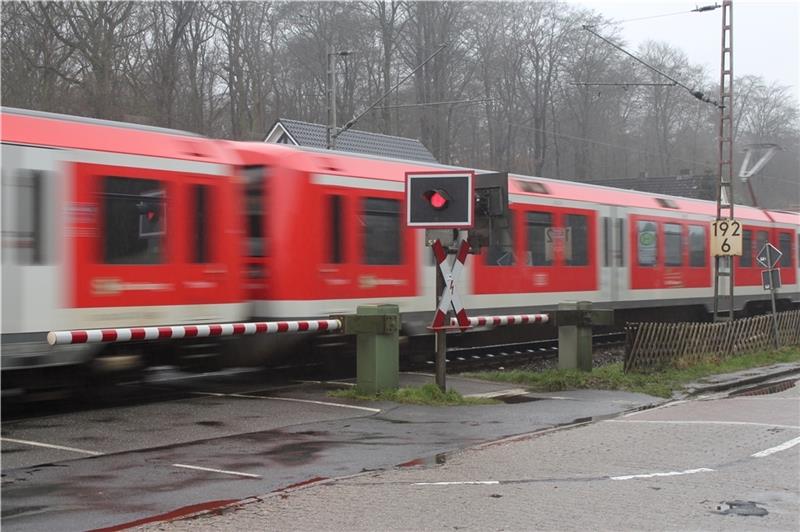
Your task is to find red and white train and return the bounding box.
[2,107,798,389]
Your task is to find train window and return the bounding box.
[688,225,706,267]
[602,217,610,267]
[102,177,165,264]
[615,218,625,266]
[328,195,343,263]
[565,214,588,266]
[192,185,209,263]
[755,230,768,265]
[244,166,265,257]
[362,197,401,265]
[637,220,658,266]
[778,233,792,267]
[526,211,552,266]
[4,170,45,264]
[664,223,683,266]
[485,214,515,266]
[740,230,752,267]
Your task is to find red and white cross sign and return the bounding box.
[431,238,470,330]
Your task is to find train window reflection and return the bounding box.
[526,211,552,266]
[102,177,165,264]
[244,166,265,257]
[328,195,343,263]
[565,214,588,266]
[193,185,209,263]
[689,225,706,267]
[3,170,45,264]
[755,231,768,266]
[740,229,752,267]
[363,197,400,265]
[637,220,657,266]
[485,214,514,267]
[779,233,792,267]
[615,218,625,266]
[664,223,683,266]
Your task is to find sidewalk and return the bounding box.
[138,364,800,531]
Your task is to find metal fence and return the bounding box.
[624,310,800,373]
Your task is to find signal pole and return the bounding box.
[326,47,352,150]
[712,0,735,321]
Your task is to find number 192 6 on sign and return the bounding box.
[711,219,743,256]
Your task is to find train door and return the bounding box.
[1,144,63,338]
[178,177,238,306]
[601,206,626,304]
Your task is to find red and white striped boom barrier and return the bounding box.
[47,319,343,346]
[450,314,549,328]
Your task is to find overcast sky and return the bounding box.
[566,0,800,104]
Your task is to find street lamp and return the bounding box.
[326,46,352,150]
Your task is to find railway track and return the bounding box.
[414,332,628,373]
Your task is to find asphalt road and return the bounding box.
[0,369,658,532]
[138,378,800,531]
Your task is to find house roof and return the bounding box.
[265,118,438,164]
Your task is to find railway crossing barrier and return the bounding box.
[47,303,609,394]
[47,309,399,395]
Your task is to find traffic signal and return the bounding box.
[406,171,473,228]
[424,189,450,210]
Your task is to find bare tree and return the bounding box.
[31,1,144,119]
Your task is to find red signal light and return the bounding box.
[424,189,450,210]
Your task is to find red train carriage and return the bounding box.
[228,142,798,341]
[1,108,247,389]
[228,142,438,319]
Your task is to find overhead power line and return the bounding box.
[614,4,720,23]
[378,98,494,110]
[581,25,721,108]
[571,82,677,87]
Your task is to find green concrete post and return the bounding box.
[558,301,593,372]
[355,304,399,394]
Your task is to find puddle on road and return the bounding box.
[715,500,768,517]
[195,420,225,427]
[496,394,541,404]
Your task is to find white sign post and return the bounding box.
[711,219,743,256]
[756,242,783,348]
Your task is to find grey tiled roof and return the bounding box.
[268,118,438,163]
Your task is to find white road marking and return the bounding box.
[172,463,261,478]
[752,435,800,457]
[191,391,381,413]
[230,394,382,413]
[610,468,714,481]
[413,480,500,486]
[607,419,800,430]
[0,437,103,456]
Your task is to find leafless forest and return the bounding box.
[2,1,798,206]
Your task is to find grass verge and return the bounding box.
[329,383,499,406]
[462,347,800,399]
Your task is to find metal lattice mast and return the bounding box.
[713,0,734,321]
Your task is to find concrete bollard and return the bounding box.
[339,304,400,394]
[555,301,614,372]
